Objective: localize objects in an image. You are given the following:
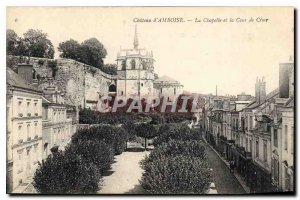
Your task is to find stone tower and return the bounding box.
[116,25,155,99]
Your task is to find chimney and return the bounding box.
[255,77,260,101]
[255,77,266,104]
[279,63,293,98]
[43,77,56,102]
[259,77,266,103]
[17,64,34,84]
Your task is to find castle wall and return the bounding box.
[7,56,117,110]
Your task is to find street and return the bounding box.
[204,142,246,194]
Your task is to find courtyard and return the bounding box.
[97,140,246,194]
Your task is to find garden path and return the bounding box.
[97,147,149,194]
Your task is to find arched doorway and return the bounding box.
[109,84,116,93]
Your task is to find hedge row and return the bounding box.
[153,123,201,146]
[79,108,195,125]
[140,124,212,194]
[33,125,128,194]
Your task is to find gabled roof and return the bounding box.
[6,67,42,93]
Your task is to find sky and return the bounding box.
[7,7,294,96]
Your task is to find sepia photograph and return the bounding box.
[5,6,295,195]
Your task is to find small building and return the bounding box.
[154,75,184,99]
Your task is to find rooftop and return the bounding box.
[6,67,42,93]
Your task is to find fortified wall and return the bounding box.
[7,56,117,109]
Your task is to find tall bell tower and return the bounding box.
[116,25,155,99]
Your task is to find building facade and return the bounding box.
[201,60,294,193]
[154,75,184,99]
[7,66,43,192]
[42,81,75,159]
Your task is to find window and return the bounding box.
[160,88,162,94]
[285,167,291,191]
[44,143,48,152]
[249,139,252,153]
[272,158,279,183]
[256,138,259,158]
[34,123,37,136]
[273,129,278,147]
[53,129,57,144]
[291,126,294,154]
[27,124,30,139]
[53,112,56,123]
[18,101,22,115]
[18,125,22,140]
[58,129,61,144]
[27,102,30,114]
[18,152,23,171]
[250,116,253,129]
[174,88,176,95]
[131,59,136,69]
[141,83,143,87]
[142,60,147,70]
[263,139,267,162]
[284,125,288,150]
[121,60,126,70]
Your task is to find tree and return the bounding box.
[58,37,107,69]
[135,123,157,151]
[141,155,212,194]
[79,38,107,68]
[23,29,55,58]
[33,151,101,194]
[102,63,117,75]
[58,39,81,60]
[66,139,114,172]
[140,137,211,194]
[6,29,19,55]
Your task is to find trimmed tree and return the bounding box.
[135,122,157,151]
[33,151,101,194]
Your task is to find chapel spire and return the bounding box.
[133,24,139,49]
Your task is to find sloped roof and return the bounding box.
[42,96,51,104]
[154,75,178,83]
[245,88,279,109]
[285,97,294,107]
[6,67,42,93]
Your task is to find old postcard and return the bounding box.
[6,7,294,194]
